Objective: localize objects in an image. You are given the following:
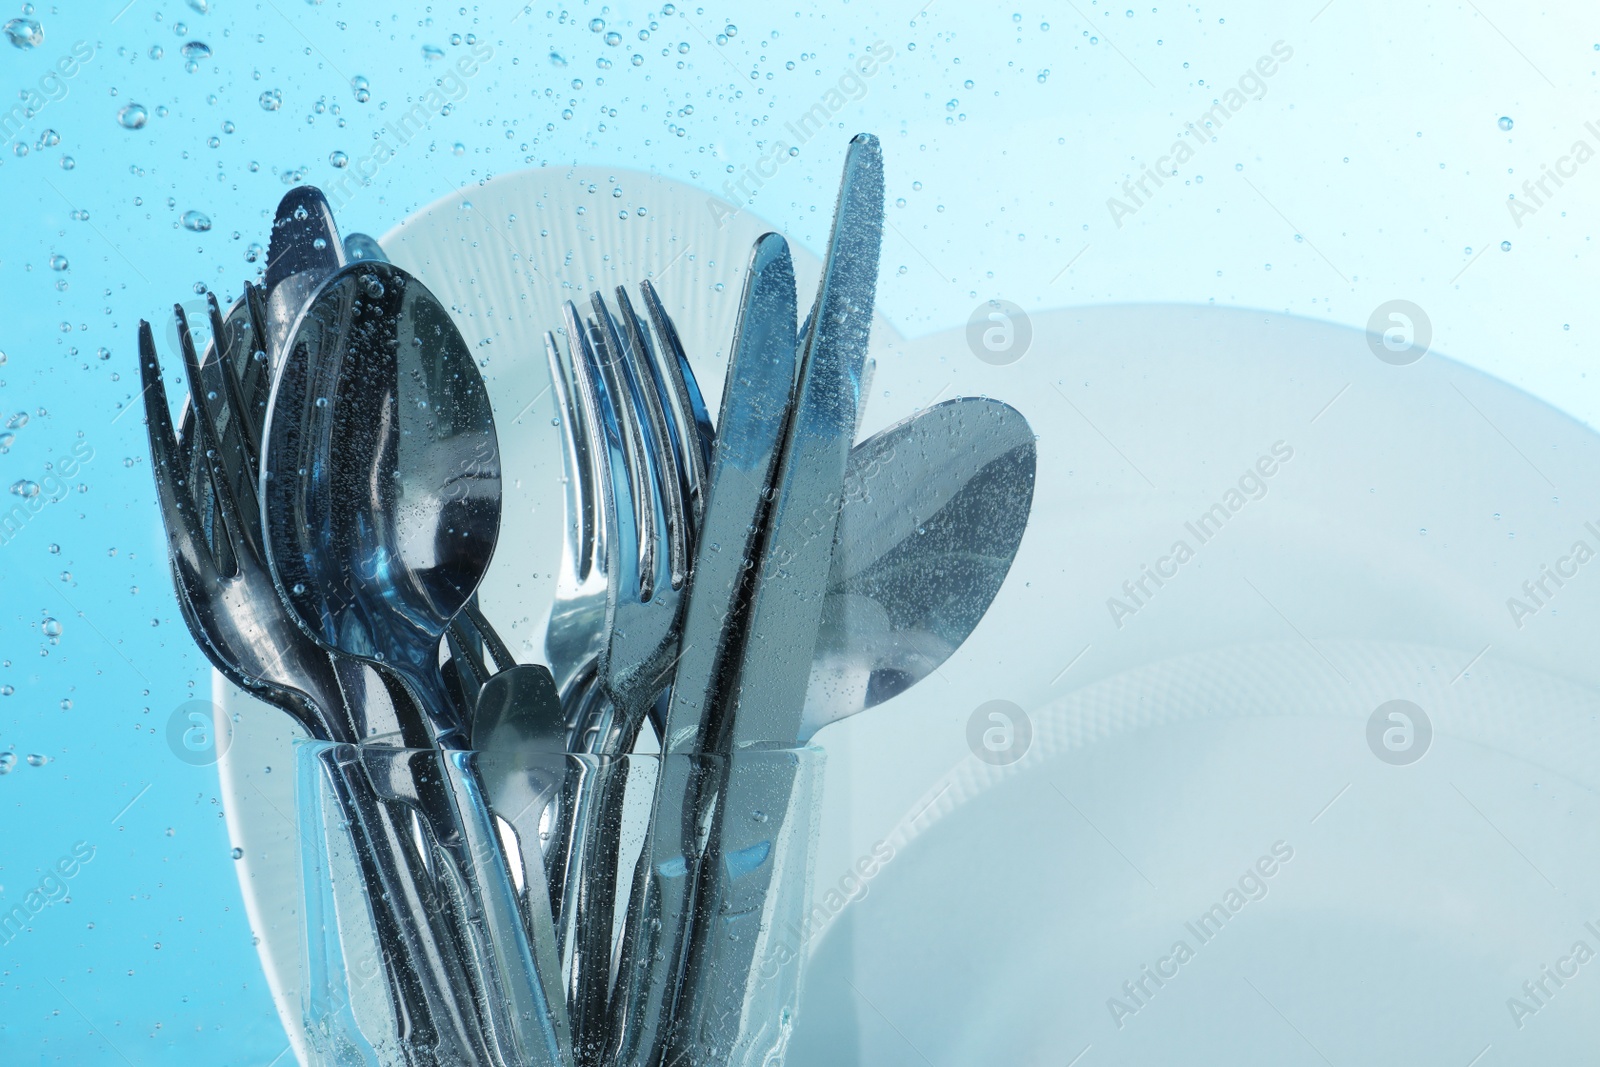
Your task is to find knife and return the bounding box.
[668,133,884,1063]
[604,230,803,1067]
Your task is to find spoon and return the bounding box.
[468,663,573,1059]
[260,260,577,1062]
[260,259,500,745]
[801,395,1036,738]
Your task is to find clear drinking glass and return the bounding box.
[295,739,824,1067]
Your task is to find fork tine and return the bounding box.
[563,300,638,614]
[175,303,249,566]
[546,329,599,583]
[639,279,713,521]
[589,293,662,599]
[619,287,693,537]
[208,291,262,467]
[202,293,264,557]
[610,287,688,593]
[240,282,274,445]
[137,321,218,585]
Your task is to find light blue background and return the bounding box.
[1,0,1595,1061]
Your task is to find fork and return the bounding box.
[141,296,495,1063]
[543,286,704,1063]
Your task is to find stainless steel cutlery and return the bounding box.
[137,136,1034,1067]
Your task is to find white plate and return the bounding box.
[216,170,1600,1062]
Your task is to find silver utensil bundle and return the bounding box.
[137,135,1036,1066]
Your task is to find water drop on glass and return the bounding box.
[259,89,281,111]
[421,44,444,61]
[1498,116,1513,131]
[181,41,210,60]
[10,479,39,498]
[49,254,68,271]
[41,618,61,638]
[4,17,43,50]
[117,104,149,130]
[181,210,212,232]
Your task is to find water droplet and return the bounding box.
[59,155,74,170]
[182,210,212,232]
[0,685,11,697]
[1498,116,1513,131]
[36,128,59,148]
[549,50,568,66]
[244,242,264,262]
[149,44,163,59]
[452,142,465,156]
[632,53,644,66]
[677,41,690,54]
[41,618,61,638]
[10,479,39,498]
[0,753,14,775]
[421,43,445,61]
[4,17,43,50]
[49,254,68,271]
[117,104,149,130]
[351,74,370,103]
[329,150,348,168]
[25,753,46,767]
[187,0,211,12]
[605,31,621,45]
[181,41,210,60]
[590,17,606,31]
[292,582,306,595]
[259,89,281,111]
[1501,240,1512,251]
[311,236,326,250]
[58,698,70,710]
[231,847,243,860]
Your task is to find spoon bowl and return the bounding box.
[802,396,1037,739]
[260,259,501,741]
